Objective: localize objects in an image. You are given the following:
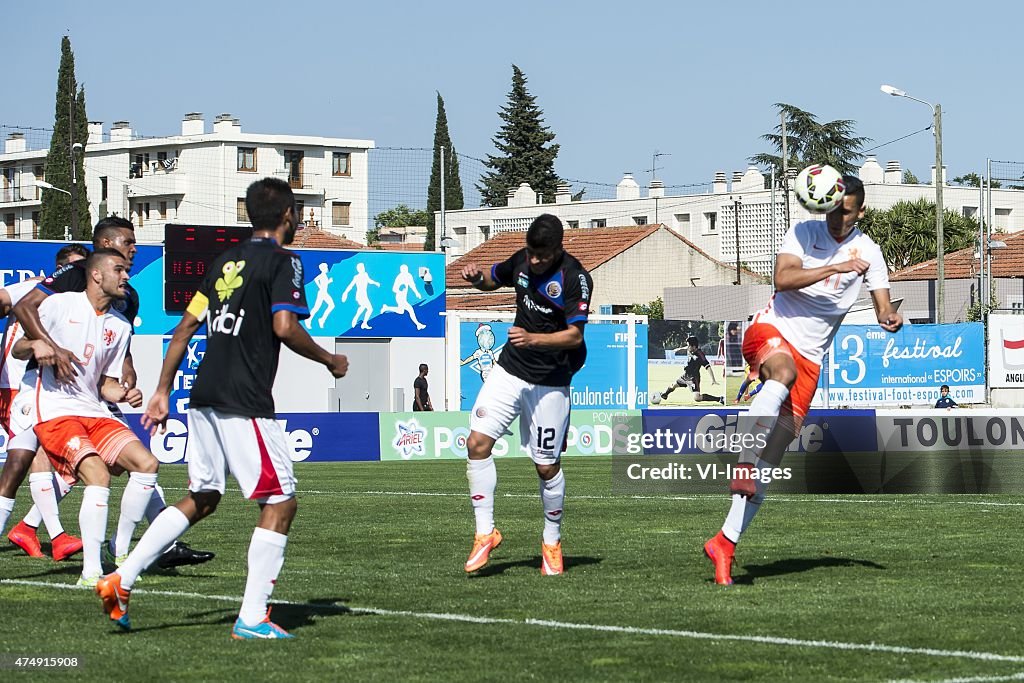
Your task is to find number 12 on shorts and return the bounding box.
[536,427,556,450]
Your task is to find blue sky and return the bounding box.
[6,0,1022,195]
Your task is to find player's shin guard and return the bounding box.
[114,473,158,557]
[27,472,63,539]
[118,506,190,590]
[79,486,110,579]
[467,456,497,535]
[239,527,287,627]
[540,469,565,545]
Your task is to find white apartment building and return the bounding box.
[0,114,375,243]
[438,157,1024,277]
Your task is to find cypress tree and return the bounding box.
[40,36,91,240]
[425,92,464,251]
[477,65,560,207]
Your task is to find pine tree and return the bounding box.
[426,92,464,251]
[40,36,91,240]
[477,65,560,207]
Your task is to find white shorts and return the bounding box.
[185,406,296,504]
[7,388,39,452]
[470,364,570,465]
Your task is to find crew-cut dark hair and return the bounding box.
[245,177,296,231]
[526,214,564,250]
[842,175,865,208]
[93,216,135,246]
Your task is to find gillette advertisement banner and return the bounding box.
[0,239,445,338]
[124,413,380,463]
[458,321,648,410]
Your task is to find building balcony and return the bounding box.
[275,171,321,195]
[0,185,41,205]
[126,171,187,197]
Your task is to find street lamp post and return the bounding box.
[881,84,944,323]
[36,180,73,240]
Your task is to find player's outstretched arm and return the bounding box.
[273,310,349,378]
[871,289,903,332]
[774,254,870,292]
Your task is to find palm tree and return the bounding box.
[751,103,870,183]
[859,199,977,271]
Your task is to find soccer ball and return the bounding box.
[794,164,845,214]
[650,392,662,405]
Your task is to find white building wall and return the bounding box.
[0,118,374,243]
[438,171,1024,273]
[589,229,747,310]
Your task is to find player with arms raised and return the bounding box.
[703,175,902,585]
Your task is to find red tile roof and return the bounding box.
[891,230,1024,281]
[292,226,366,250]
[446,290,517,311]
[447,225,662,290]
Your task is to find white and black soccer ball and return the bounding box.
[794,164,845,214]
[650,392,662,405]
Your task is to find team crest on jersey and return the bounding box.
[475,407,487,418]
[517,272,529,289]
[545,281,562,298]
[215,261,245,302]
[103,328,116,347]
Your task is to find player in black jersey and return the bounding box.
[459,214,593,576]
[6,218,215,568]
[652,336,724,405]
[97,177,348,638]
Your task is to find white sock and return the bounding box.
[239,527,288,626]
[736,379,791,461]
[748,379,790,416]
[466,457,497,535]
[144,484,166,524]
[114,472,159,557]
[55,474,73,500]
[79,486,110,579]
[28,472,63,538]
[722,461,774,543]
[118,506,190,590]
[0,496,15,535]
[540,469,565,545]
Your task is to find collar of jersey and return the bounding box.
[251,236,279,246]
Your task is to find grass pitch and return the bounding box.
[2,458,1023,681]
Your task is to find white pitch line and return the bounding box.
[153,486,1024,506]
[3,578,1023,665]
[889,672,1024,683]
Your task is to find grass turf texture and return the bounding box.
[1,458,1022,681]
